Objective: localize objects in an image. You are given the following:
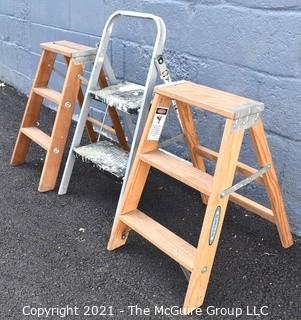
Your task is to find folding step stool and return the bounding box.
[107,81,293,314]
[10,40,127,192]
[58,11,168,195]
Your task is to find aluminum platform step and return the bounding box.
[73,140,129,180]
[90,81,145,114]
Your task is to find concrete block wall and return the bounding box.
[0,0,301,235]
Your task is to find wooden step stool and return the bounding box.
[107,80,293,314]
[10,40,128,192]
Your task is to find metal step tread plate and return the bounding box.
[90,81,145,114]
[73,140,129,180]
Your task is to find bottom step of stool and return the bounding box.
[73,140,129,180]
[119,209,196,271]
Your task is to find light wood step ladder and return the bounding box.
[107,80,294,314]
[10,40,128,192]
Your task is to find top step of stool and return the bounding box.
[40,40,96,58]
[155,80,264,119]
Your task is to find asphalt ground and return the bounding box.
[0,84,300,320]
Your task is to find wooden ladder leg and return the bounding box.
[64,56,97,143]
[183,119,244,314]
[11,50,56,165]
[38,60,83,192]
[107,94,171,250]
[177,102,209,204]
[108,106,130,151]
[249,120,293,248]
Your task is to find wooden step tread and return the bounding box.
[33,87,62,104]
[155,81,264,119]
[21,127,51,151]
[139,149,213,195]
[140,149,274,223]
[40,40,94,57]
[120,209,196,271]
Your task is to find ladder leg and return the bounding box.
[57,150,76,195]
[38,60,83,192]
[107,94,171,250]
[177,102,209,204]
[64,56,98,143]
[183,119,244,314]
[58,94,94,195]
[249,120,293,248]
[107,159,152,250]
[11,50,56,165]
[58,70,108,195]
[108,106,129,151]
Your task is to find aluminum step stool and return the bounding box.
[107,80,293,315]
[10,40,127,192]
[58,11,168,194]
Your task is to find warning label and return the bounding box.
[147,107,168,141]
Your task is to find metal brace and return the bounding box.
[232,112,261,131]
[155,55,184,131]
[232,101,264,131]
[78,74,89,86]
[180,267,191,281]
[220,164,272,198]
[155,54,170,82]
[72,48,97,65]
[159,133,184,148]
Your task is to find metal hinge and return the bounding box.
[72,48,97,65]
[155,55,170,82]
[232,112,261,131]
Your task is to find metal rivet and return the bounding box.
[65,101,72,109]
[121,232,127,240]
[53,147,60,154]
[201,266,208,273]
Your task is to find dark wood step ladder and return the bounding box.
[10,40,128,192]
[107,80,293,314]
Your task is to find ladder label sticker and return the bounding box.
[147,107,169,141]
[209,206,221,245]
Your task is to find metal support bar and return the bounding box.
[97,105,110,142]
[78,74,89,86]
[155,55,170,82]
[154,55,184,131]
[159,133,184,148]
[220,164,272,198]
[181,267,191,282]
